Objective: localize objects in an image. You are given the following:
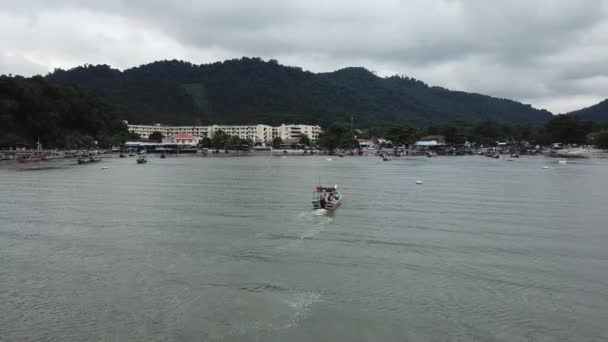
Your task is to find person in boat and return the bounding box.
[320,195,326,209]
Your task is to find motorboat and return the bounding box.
[17,154,47,163]
[312,185,342,211]
[89,155,101,163]
[381,153,392,161]
[77,157,90,164]
[136,155,147,164]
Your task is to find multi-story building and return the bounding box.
[126,123,210,139]
[126,122,321,144]
[274,124,321,141]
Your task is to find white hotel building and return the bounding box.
[126,122,321,144]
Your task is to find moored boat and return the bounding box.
[136,155,147,164]
[17,153,50,163]
[312,185,342,211]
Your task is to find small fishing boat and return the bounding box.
[119,152,126,158]
[77,157,90,164]
[160,152,166,159]
[89,155,101,163]
[17,156,40,164]
[510,153,520,158]
[136,155,147,164]
[312,185,342,211]
[381,153,392,161]
[17,152,54,163]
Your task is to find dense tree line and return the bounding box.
[197,130,253,150]
[0,75,129,149]
[316,115,608,150]
[46,58,552,127]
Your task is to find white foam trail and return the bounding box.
[284,292,322,327]
[313,209,328,216]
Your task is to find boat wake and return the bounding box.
[213,291,322,340]
[312,208,328,216]
[273,211,333,249]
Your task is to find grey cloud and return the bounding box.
[1,0,607,113]
[0,54,47,76]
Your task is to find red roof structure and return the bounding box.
[174,133,194,140]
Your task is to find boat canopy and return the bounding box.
[315,185,337,192]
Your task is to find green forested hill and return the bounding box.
[0,75,128,148]
[568,99,608,122]
[46,58,552,126]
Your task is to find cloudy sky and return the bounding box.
[1,0,607,113]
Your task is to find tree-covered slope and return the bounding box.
[0,75,128,148]
[46,58,553,126]
[568,99,608,122]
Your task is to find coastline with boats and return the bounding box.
[1,143,605,166]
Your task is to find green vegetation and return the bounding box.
[317,125,356,152]
[298,133,311,147]
[199,137,212,148]
[208,129,252,150]
[272,137,282,149]
[385,125,418,146]
[590,130,608,149]
[148,131,164,142]
[46,58,552,126]
[544,115,593,144]
[568,99,608,123]
[353,115,606,147]
[0,75,128,149]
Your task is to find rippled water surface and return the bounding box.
[1,155,608,341]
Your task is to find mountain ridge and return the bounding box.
[568,99,608,122]
[46,57,553,126]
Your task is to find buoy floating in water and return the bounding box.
[415,180,422,184]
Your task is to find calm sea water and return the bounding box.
[1,155,608,341]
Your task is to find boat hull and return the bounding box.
[312,200,341,210]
